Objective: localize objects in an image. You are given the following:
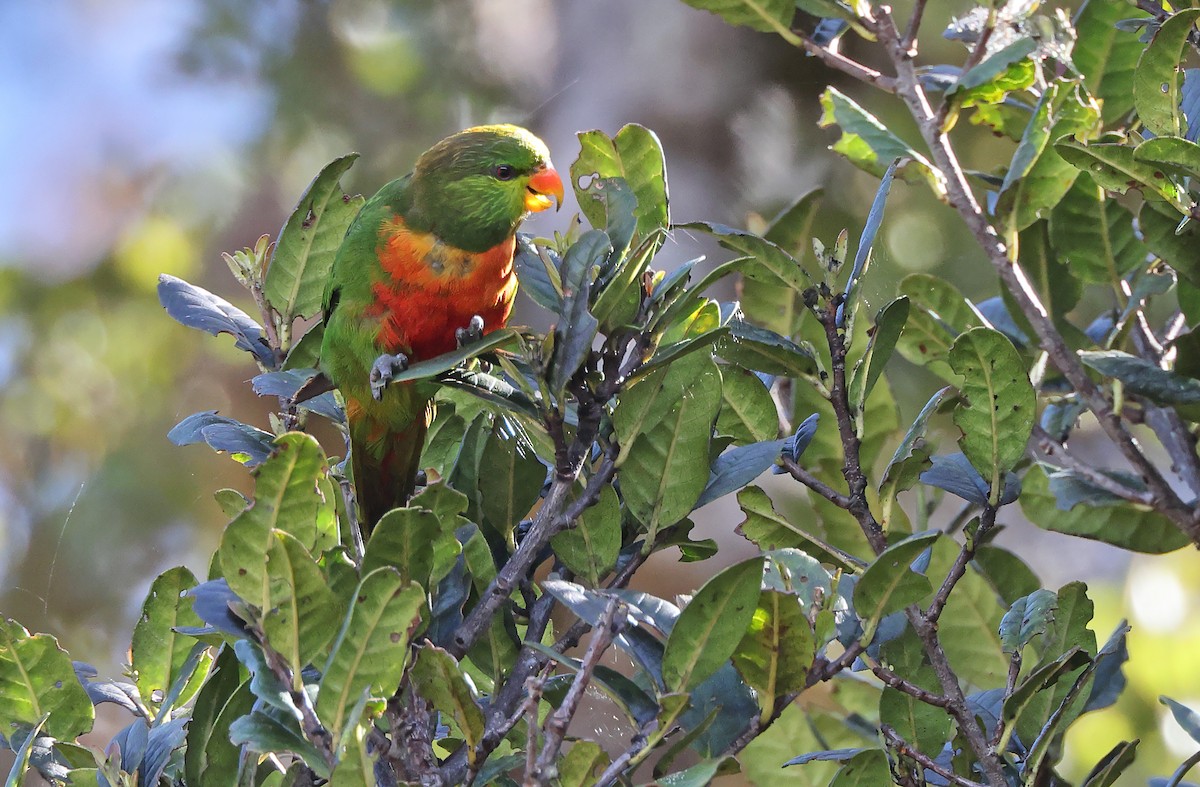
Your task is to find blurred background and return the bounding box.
[0,0,1195,782]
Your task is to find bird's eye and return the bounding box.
[494,164,517,181]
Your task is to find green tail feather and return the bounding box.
[349,414,428,534]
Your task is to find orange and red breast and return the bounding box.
[368,216,518,360]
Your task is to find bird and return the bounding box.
[314,124,563,532]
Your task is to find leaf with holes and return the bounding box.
[1133,9,1200,137]
[0,620,93,741]
[409,645,487,767]
[571,125,668,243]
[317,569,424,743]
[131,567,209,717]
[265,154,363,323]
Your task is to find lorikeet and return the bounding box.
[317,125,563,530]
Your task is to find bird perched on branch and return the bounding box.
[313,125,563,531]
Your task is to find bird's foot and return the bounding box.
[455,315,485,349]
[370,352,410,401]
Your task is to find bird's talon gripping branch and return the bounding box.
[370,352,410,401]
[455,314,486,349]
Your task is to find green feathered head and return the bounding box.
[408,124,563,252]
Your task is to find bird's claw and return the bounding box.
[370,352,410,401]
[455,315,485,349]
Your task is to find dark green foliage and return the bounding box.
[6,2,1200,785]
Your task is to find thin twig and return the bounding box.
[989,650,1022,750]
[793,30,898,93]
[926,505,995,625]
[867,659,952,708]
[529,599,625,784]
[782,456,851,507]
[1166,748,1200,787]
[593,722,654,787]
[881,724,989,787]
[522,677,545,784]
[817,304,887,553]
[1030,425,1158,507]
[902,0,929,53]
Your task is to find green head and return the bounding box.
[407,124,563,252]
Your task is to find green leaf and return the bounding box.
[678,221,813,293]
[717,320,818,377]
[1139,201,1200,287]
[1079,740,1139,787]
[1023,465,1189,553]
[185,646,252,787]
[1074,0,1147,124]
[879,629,951,755]
[214,488,249,519]
[265,154,363,323]
[848,297,909,414]
[0,620,92,741]
[131,567,208,717]
[317,569,424,741]
[762,549,834,609]
[261,531,340,682]
[997,81,1101,231]
[408,645,486,767]
[556,740,609,787]
[900,273,982,334]
[1012,581,1096,744]
[229,709,330,778]
[551,485,621,586]
[478,424,545,546]
[1133,9,1200,137]
[363,507,458,588]
[1049,174,1145,284]
[1134,135,1200,179]
[1003,646,1092,734]
[999,588,1058,653]
[327,720,378,786]
[550,230,607,395]
[972,544,1041,607]
[949,327,1034,504]
[948,38,1038,107]
[739,190,824,336]
[571,125,669,242]
[663,557,764,692]
[4,715,46,787]
[1055,139,1190,214]
[853,531,939,641]
[1080,349,1200,404]
[386,328,526,385]
[618,354,722,538]
[676,0,795,33]
[219,432,329,606]
[735,486,865,573]
[819,87,945,194]
[1007,220,1079,341]
[656,756,739,787]
[716,366,779,444]
[878,386,951,529]
[732,590,815,720]
[830,749,891,786]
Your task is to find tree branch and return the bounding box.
[881,724,989,787]
[782,456,851,507]
[529,599,625,784]
[1030,425,1159,507]
[870,10,1200,544]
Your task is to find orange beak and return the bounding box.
[525,165,564,213]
